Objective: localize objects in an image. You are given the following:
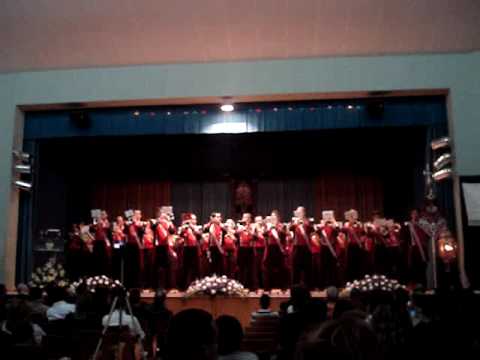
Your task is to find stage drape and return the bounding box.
[171,181,232,223]
[91,180,171,219]
[314,173,384,220]
[256,179,315,221]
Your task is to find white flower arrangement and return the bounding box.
[70,275,125,294]
[345,274,407,293]
[185,274,248,297]
[29,258,69,289]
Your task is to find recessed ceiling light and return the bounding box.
[220,104,234,112]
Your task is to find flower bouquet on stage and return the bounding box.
[71,275,125,294]
[185,274,249,297]
[29,258,69,289]
[345,274,407,293]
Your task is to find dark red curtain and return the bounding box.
[314,172,384,222]
[91,180,171,219]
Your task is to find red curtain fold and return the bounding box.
[91,180,171,219]
[314,172,383,222]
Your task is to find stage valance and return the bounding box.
[24,96,447,139]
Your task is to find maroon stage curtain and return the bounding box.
[91,180,171,219]
[314,172,384,221]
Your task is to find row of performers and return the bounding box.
[66,205,456,290]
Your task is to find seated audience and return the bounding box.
[46,287,76,321]
[1,299,45,346]
[296,317,380,360]
[148,288,172,358]
[101,296,145,340]
[251,294,278,322]
[216,315,257,360]
[27,287,48,319]
[326,286,339,319]
[166,308,217,360]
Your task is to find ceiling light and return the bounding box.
[220,104,234,112]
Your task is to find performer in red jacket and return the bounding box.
[253,215,267,290]
[236,213,255,289]
[111,216,126,281]
[289,206,313,289]
[343,209,366,281]
[264,213,288,290]
[125,210,144,289]
[223,219,238,279]
[142,222,156,289]
[155,212,177,289]
[178,213,202,289]
[206,212,225,276]
[91,210,112,277]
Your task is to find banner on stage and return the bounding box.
[462,183,480,226]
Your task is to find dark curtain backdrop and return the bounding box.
[171,182,232,223]
[91,180,171,220]
[314,172,383,221]
[256,179,315,221]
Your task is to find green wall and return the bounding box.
[1,52,479,283]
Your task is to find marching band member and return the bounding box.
[310,232,322,290]
[206,212,225,275]
[403,208,429,287]
[125,210,144,289]
[66,224,90,280]
[264,213,288,290]
[142,222,156,289]
[253,215,267,290]
[111,216,126,281]
[91,210,112,277]
[317,216,340,288]
[236,213,256,289]
[155,212,177,289]
[289,206,313,289]
[223,219,238,279]
[343,209,366,281]
[178,213,202,289]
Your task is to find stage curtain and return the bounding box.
[90,180,171,219]
[256,179,315,221]
[171,181,232,224]
[314,172,384,221]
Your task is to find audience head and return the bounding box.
[333,299,355,320]
[216,315,243,356]
[290,284,311,312]
[0,283,6,298]
[16,283,30,297]
[326,286,339,302]
[259,294,271,310]
[166,309,217,360]
[29,286,44,301]
[296,317,380,360]
[304,299,328,325]
[129,288,141,305]
[154,288,167,307]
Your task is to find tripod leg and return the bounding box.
[125,295,146,360]
[92,296,118,360]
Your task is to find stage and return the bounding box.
[142,289,327,327]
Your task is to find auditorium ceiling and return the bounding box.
[1,0,479,73]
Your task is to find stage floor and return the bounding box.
[141,289,327,327]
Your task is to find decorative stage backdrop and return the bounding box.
[16,96,451,282]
